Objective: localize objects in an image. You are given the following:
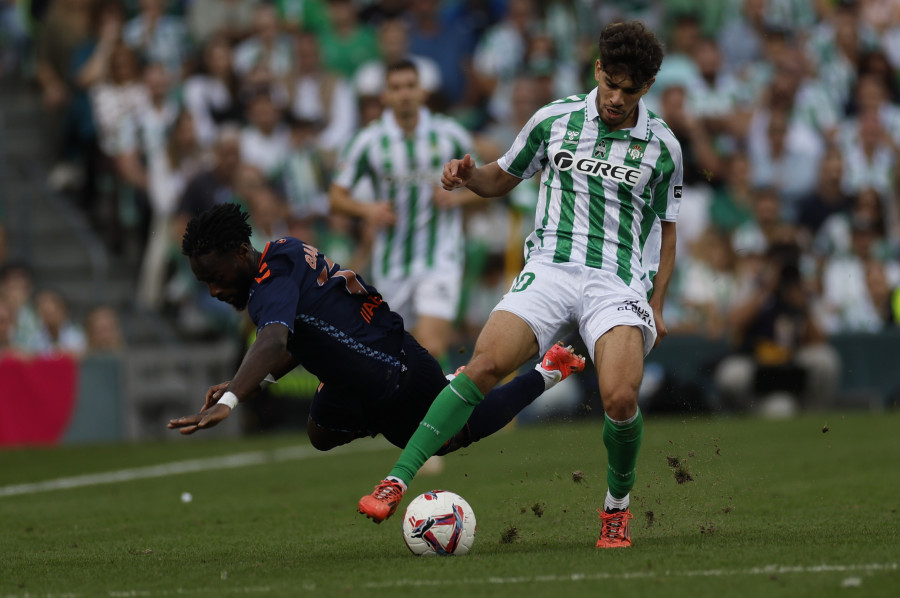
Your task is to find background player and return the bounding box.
[167,204,585,456]
[358,21,683,549]
[329,59,483,366]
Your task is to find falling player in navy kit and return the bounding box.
[167,203,585,455]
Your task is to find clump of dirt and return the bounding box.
[822,424,830,434]
[531,502,545,518]
[666,455,694,484]
[644,510,656,528]
[572,470,586,483]
[499,526,519,544]
[700,523,717,535]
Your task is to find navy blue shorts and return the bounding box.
[308,332,449,448]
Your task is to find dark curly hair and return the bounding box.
[182,203,252,259]
[597,21,665,87]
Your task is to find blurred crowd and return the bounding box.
[1,0,900,409]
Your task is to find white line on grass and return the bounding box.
[0,563,895,597]
[361,562,899,588]
[0,438,392,498]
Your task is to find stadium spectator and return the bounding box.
[84,305,125,353]
[173,126,243,241]
[232,3,294,79]
[0,298,19,357]
[714,241,841,413]
[353,18,442,105]
[818,191,900,333]
[122,0,191,80]
[275,0,329,35]
[0,263,43,354]
[317,0,379,80]
[182,35,243,149]
[135,109,204,310]
[281,117,331,234]
[673,227,739,340]
[35,289,87,358]
[34,0,93,187]
[405,0,477,108]
[837,104,898,203]
[708,150,755,235]
[240,92,290,179]
[188,0,260,47]
[288,30,357,161]
[795,146,854,243]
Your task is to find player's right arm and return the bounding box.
[329,182,396,228]
[441,154,522,198]
[168,324,291,434]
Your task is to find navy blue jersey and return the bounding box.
[248,237,406,398]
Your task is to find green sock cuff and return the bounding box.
[603,408,644,500]
[604,408,643,432]
[449,372,485,406]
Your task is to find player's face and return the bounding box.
[382,68,425,117]
[190,247,255,311]
[594,61,653,131]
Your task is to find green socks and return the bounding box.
[389,373,484,485]
[603,409,644,500]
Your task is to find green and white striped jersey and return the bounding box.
[334,107,472,281]
[498,89,683,295]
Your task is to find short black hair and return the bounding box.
[182,203,252,259]
[385,58,419,79]
[597,21,665,87]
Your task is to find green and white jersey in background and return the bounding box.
[334,107,473,283]
[498,89,683,296]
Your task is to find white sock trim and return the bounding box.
[534,362,562,390]
[606,408,640,426]
[386,476,407,492]
[604,490,629,512]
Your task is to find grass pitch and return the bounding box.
[1,412,898,598]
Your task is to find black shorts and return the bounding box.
[308,332,449,448]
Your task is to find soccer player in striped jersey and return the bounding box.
[329,59,482,366]
[359,21,683,549]
[167,204,585,460]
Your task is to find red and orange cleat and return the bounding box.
[358,479,406,523]
[539,342,586,384]
[595,508,634,548]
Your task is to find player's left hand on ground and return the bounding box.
[167,404,232,435]
[203,381,230,410]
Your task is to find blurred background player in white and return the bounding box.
[329,59,481,366]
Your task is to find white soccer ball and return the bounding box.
[401,490,477,556]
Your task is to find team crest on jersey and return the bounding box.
[628,144,645,161]
[593,140,608,158]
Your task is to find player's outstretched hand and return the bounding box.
[203,381,230,411]
[441,154,476,190]
[168,403,232,435]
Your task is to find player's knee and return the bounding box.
[601,388,638,421]
[307,417,353,451]
[465,354,510,389]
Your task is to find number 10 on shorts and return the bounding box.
[511,272,535,293]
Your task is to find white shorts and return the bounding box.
[491,260,657,362]
[376,268,463,325]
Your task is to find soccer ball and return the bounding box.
[401,490,477,556]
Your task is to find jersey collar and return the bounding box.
[586,87,650,141]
